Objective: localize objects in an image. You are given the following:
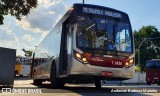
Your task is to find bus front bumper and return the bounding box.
[69,58,135,80]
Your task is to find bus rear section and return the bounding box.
[146,59,160,85]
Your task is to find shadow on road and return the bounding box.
[14,76,31,81]
[32,83,151,96]
[0,76,154,96]
[37,83,112,93]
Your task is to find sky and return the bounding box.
[0,0,160,56]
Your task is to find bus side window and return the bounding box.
[38,59,40,64]
[16,58,20,64]
[34,60,38,66]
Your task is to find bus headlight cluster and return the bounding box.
[76,53,81,58]
[74,50,88,64]
[124,58,134,68]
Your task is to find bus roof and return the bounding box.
[16,56,32,59]
[52,3,129,31]
[147,59,160,62]
[35,3,130,52]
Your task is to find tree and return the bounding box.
[135,64,141,72]
[22,48,33,57]
[134,25,160,71]
[0,0,38,24]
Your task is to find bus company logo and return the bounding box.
[92,58,104,62]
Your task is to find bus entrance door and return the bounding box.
[59,19,70,75]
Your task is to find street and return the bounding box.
[0,76,160,96]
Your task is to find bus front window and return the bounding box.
[146,61,160,69]
[77,16,132,53]
[115,22,132,52]
[77,16,108,49]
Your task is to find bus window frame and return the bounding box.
[75,14,133,54]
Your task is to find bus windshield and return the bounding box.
[77,15,132,53]
[146,61,160,69]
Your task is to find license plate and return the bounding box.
[101,71,112,76]
[154,77,158,79]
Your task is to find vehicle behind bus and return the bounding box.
[146,59,160,85]
[15,56,32,76]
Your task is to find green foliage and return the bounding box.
[134,25,160,71]
[135,64,141,72]
[0,0,38,24]
[22,48,33,57]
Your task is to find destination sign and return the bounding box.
[83,7,122,18]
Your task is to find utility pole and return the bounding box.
[138,38,147,71]
[83,0,85,4]
[138,38,147,84]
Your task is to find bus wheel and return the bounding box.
[14,71,17,77]
[19,75,23,77]
[94,80,102,88]
[57,79,65,88]
[50,65,65,88]
[33,79,42,85]
[147,82,151,85]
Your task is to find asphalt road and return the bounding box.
[0,76,160,96]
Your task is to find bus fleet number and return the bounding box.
[111,61,122,66]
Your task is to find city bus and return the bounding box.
[15,56,32,76]
[32,3,135,88]
[146,59,160,85]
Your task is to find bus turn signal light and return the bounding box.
[125,62,129,66]
[129,59,134,64]
[82,58,87,62]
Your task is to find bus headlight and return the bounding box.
[74,50,88,64]
[125,58,134,68]
[82,58,87,62]
[129,59,134,64]
[125,62,129,66]
[76,53,81,58]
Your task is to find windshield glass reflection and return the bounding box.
[77,16,132,53]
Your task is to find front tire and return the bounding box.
[147,82,151,85]
[50,64,65,88]
[14,71,17,77]
[95,80,102,88]
[19,75,23,77]
[33,79,42,85]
